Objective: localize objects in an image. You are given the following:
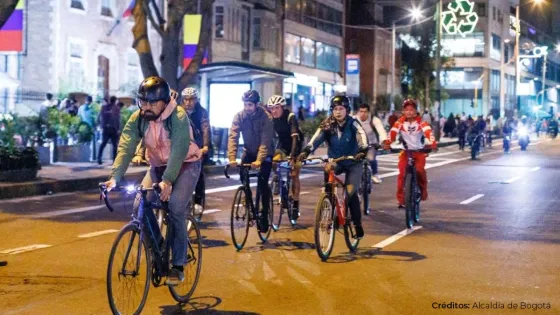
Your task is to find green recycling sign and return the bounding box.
[442,0,479,37]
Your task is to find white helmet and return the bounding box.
[181,87,198,99]
[266,95,286,108]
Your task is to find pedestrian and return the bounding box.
[444,113,456,137]
[97,97,121,165]
[39,93,57,118]
[78,95,96,129]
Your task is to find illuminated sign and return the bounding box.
[442,0,478,37]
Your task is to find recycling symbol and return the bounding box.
[441,0,479,37]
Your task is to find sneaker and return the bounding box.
[364,208,370,215]
[355,225,364,239]
[193,204,203,215]
[291,207,300,220]
[372,174,382,184]
[166,267,184,286]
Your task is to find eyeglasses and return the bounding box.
[137,99,161,109]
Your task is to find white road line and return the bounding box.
[459,194,485,205]
[28,201,128,219]
[237,279,262,295]
[262,261,277,281]
[78,229,119,238]
[502,176,522,184]
[530,166,541,172]
[205,173,317,194]
[202,209,221,214]
[2,192,76,203]
[286,266,312,284]
[300,191,310,195]
[371,226,422,249]
[377,166,399,171]
[0,244,52,255]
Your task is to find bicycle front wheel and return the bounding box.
[404,173,414,229]
[231,187,250,250]
[107,223,151,315]
[169,215,202,303]
[314,194,335,261]
[272,184,285,232]
[344,208,360,252]
[257,187,274,242]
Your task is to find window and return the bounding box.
[302,0,316,28]
[476,3,486,17]
[442,32,485,57]
[491,33,501,61]
[253,17,261,48]
[301,37,315,67]
[241,6,250,60]
[68,40,86,90]
[316,42,341,72]
[71,0,85,10]
[492,6,496,20]
[214,6,224,38]
[497,9,503,24]
[285,33,301,64]
[316,4,328,32]
[491,69,500,92]
[286,0,301,22]
[127,51,140,89]
[101,0,113,17]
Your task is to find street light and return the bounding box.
[390,9,423,111]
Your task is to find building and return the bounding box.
[0,0,155,115]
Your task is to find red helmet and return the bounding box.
[402,99,418,110]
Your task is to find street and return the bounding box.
[1,137,559,315]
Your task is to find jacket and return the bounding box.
[356,114,387,145]
[189,102,212,149]
[228,106,274,162]
[111,99,200,184]
[389,116,434,150]
[273,109,303,157]
[98,103,121,131]
[305,116,369,166]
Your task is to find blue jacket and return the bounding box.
[305,116,369,166]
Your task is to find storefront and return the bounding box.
[282,72,344,114]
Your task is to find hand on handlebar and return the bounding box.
[382,139,392,151]
[158,181,172,202]
[228,160,238,168]
[251,160,262,169]
[355,152,367,161]
[102,178,117,192]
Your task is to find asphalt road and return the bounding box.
[1,137,559,315]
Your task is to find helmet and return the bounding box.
[402,98,418,110]
[137,76,171,103]
[181,87,198,99]
[330,95,351,111]
[266,95,286,108]
[242,90,261,103]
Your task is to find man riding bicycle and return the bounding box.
[266,95,304,219]
[181,87,212,216]
[103,76,201,285]
[298,95,369,239]
[228,90,274,232]
[383,99,437,208]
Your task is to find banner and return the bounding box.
[183,15,208,69]
[0,0,24,52]
[345,54,360,97]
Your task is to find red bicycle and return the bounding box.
[307,156,361,261]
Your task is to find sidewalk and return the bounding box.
[0,137,461,200]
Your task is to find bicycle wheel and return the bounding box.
[230,187,250,250]
[314,194,336,261]
[272,183,286,231]
[404,173,414,229]
[107,223,151,315]
[413,185,421,224]
[343,206,360,252]
[169,215,202,303]
[257,187,274,242]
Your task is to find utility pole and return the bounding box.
[434,0,443,141]
[390,23,396,112]
[514,5,520,114]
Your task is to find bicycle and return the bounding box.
[469,132,482,160]
[224,164,274,250]
[307,156,362,261]
[99,183,203,315]
[270,159,297,230]
[402,147,432,229]
[358,145,377,216]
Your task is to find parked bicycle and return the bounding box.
[270,159,298,230]
[224,164,274,250]
[401,148,432,229]
[99,183,203,315]
[307,156,361,261]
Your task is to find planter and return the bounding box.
[0,168,39,182]
[37,146,51,166]
[56,144,91,162]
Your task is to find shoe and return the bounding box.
[372,174,382,184]
[166,267,184,286]
[364,208,370,215]
[193,204,203,215]
[97,159,102,165]
[355,225,364,239]
[258,215,269,233]
[291,207,300,220]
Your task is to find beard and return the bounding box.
[141,110,160,121]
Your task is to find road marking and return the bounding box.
[286,266,312,284]
[371,226,422,249]
[78,229,119,238]
[530,166,540,172]
[377,166,399,171]
[2,192,76,203]
[459,194,485,205]
[203,209,221,214]
[262,261,277,281]
[0,244,52,255]
[237,279,261,295]
[502,176,522,184]
[205,173,317,194]
[28,202,128,219]
[300,191,310,195]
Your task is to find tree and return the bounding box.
[0,0,19,29]
[131,0,214,91]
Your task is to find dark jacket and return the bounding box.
[228,106,274,162]
[189,102,212,149]
[98,104,121,131]
[273,109,303,157]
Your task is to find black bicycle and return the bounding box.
[225,164,274,250]
[271,159,297,230]
[358,145,377,216]
[100,183,203,315]
[403,148,431,229]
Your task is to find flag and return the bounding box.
[123,0,135,18]
[183,15,208,69]
[0,0,24,52]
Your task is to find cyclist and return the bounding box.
[103,76,202,285]
[298,95,369,239]
[383,99,437,208]
[266,95,304,219]
[228,90,274,232]
[355,103,387,185]
[181,87,212,215]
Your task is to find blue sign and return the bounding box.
[345,55,360,96]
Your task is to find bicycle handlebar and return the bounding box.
[304,156,357,163]
[98,183,163,212]
[98,183,115,212]
[224,163,254,179]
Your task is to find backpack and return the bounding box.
[100,105,115,129]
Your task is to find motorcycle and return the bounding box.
[517,126,530,151]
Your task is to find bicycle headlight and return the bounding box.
[126,185,135,194]
[518,127,528,136]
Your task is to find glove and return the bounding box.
[297,148,311,162]
[355,152,367,161]
[251,160,262,169]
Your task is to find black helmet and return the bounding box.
[137,76,171,103]
[242,89,261,103]
[330,95,351,111]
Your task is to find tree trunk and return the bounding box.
[160,0,192,89]
[0,0,18,29]
[132,0,159,78]
[424,75,431,111]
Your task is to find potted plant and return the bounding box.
[0,114,41,182]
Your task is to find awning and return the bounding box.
[199,61,294,83]
[0,72,20,88]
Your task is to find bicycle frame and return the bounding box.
[238,165,258,221]
[273,161,292,208]
[325,170,347,226]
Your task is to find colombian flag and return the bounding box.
[183,15,208,69]
[123,0,135,18]
[0,0,24,52]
